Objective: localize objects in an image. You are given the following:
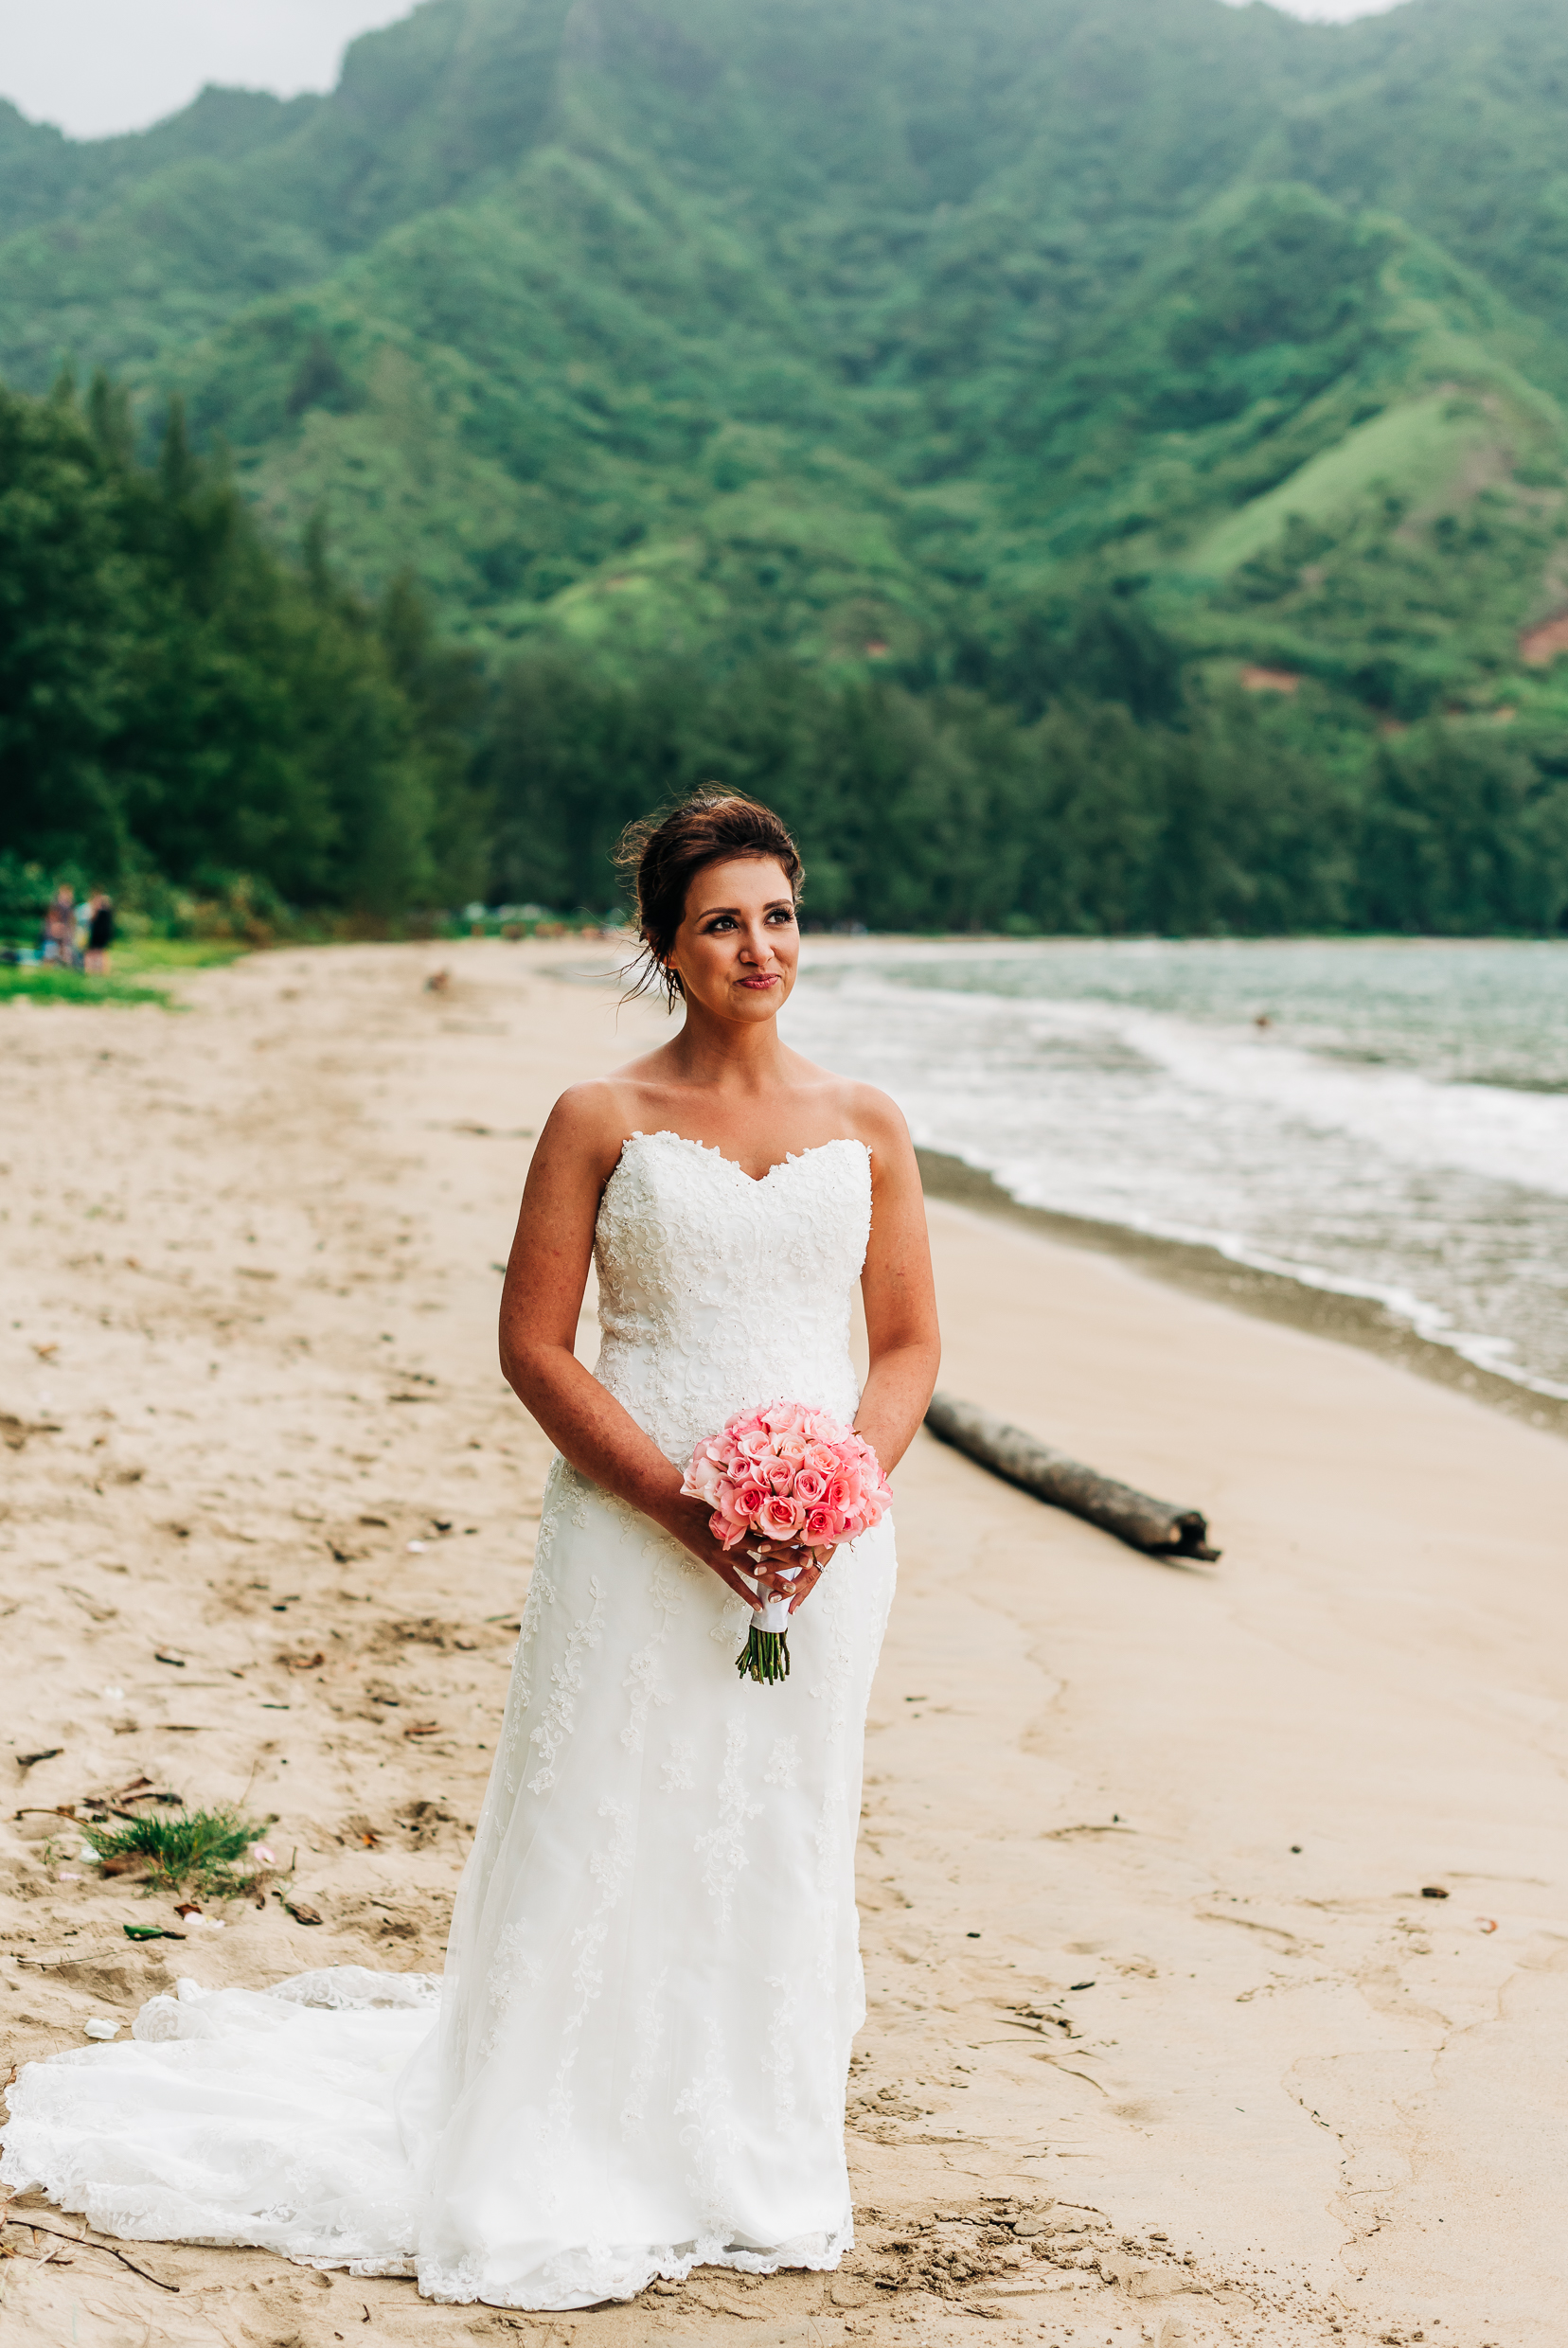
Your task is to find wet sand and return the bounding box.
[2,938,1565,2348]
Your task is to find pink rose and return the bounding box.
[709,1509,746,1550]
[803,1504,839,1546]
[825,1471,860,1516]
[759,1457,794,1495]
[775,1431,809,1464]
[801,1443,840,1477]
[758,1493,805,1541]
[764,1402,806,1437]
[793,1467,829,1507]
[737,1479,769,1519]
[735,1427,773,1462]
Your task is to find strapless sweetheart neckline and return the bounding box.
[624,1129,870,1187]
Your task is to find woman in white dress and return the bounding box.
[0,792,940,2311]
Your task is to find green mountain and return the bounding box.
[4,0,1568,934]
[6,0,1568,727]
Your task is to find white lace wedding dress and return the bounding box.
[1,1132,898,2310]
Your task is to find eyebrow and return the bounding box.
[697,898,795,917]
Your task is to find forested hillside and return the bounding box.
[5,0,1568,930]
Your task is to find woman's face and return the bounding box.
[665,856,799,1023]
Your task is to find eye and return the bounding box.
[704,915,738,933]
[765,906,795,925]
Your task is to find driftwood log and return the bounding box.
[923,1391,1220,1562]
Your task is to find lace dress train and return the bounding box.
[1,1133,897,2310]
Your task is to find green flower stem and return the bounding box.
[737,1625,791,1684]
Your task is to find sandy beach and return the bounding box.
[3,939,1565,2348]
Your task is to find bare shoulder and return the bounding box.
[823,1076,916,1173]
[535,1079,639,1181]
[845,1081,912,1152]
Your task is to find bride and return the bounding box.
[1,791,940,2311]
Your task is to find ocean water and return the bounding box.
[782,939,1568,1403]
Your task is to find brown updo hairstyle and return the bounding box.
[615,789,804,1009]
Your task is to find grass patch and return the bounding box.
[116,938,252,971]
[0,964,172,1006]
[1183,393,1497,577]
[81,1805,277,1898]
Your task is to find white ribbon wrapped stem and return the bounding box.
[740,1550,803,1632]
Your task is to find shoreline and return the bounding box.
[916,1144,1568,1442]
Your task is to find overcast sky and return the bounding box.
[4,0,1410,142]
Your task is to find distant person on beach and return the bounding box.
[41,885,77,966]
[83,893,115,975]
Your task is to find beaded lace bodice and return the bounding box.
[592,1131,872,1464]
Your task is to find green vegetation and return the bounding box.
[114,938,252,970]
[80,1805,277,1899]
[0,965,172,1005]
[4,0,1568,933]
[0,379,485,919]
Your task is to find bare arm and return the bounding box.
[497,1088,764,1605]
[851,1094,941,1475]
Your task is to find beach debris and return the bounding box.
[423,969,451,992]
[4,2217,179,2291]
[278,1650,325,1671]
[123,1925,186,1942]
[16,1749,63,1771]
[153,1649,187,1667]
[1477,1916,1498,1933]
[82,2019,119,2039]
[924,1392,1220,1561]
[404,1720,440,1738]
[92,1773,183,1816]
[1,1413,63,1450]
[1420,1885,1450,1899]
[63,1583,118,1622]
[172,1901,223,1930]
[281,1895,324,1926]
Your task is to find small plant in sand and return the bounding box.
[80,1805,279,1900]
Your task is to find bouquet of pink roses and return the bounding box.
[681,1399,893,1684]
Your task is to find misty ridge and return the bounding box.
[4,0,1568,936]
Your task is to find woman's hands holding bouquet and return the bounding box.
[681,1401,892,1681]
